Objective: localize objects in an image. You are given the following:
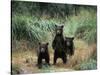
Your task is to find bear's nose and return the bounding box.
[57,30,61,34]
[67,42,70,46]
[41,48,45,52]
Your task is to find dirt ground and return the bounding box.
[12,39,96,74]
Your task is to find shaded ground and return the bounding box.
[12,39,96,74]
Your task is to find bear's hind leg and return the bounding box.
[53,53,58,65]
[62,53,67,64]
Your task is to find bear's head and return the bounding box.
[65,37,74,46]
[55,25,64,35]
[39,42,49,53]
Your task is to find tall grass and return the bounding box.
[12,14,56,49]
[12,6,97,50]
[64,9,97,44]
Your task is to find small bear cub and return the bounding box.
[37,42,50,68]
[64,37,75,56]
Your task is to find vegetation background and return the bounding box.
[11,1,97,74]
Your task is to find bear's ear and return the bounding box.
[72,37,74,40]
[39,42,41,45]
[65,37,67,39]
[65,37,68,39]
[55,25,57,28]
[46,43,49,45]
[61,25,64,28]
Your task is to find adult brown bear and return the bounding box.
[52,25,67,65]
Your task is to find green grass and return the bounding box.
[64,9,97,44]
[74,58,97,70]
[12,5,97,48]
[12,15,56,47]
[11,64,21,74]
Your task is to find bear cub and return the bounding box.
[64,37,75,56]
[52,25,67,65]
[37,42,50,68]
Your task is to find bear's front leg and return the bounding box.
[45,53,50,65]
[38,55,42,69]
